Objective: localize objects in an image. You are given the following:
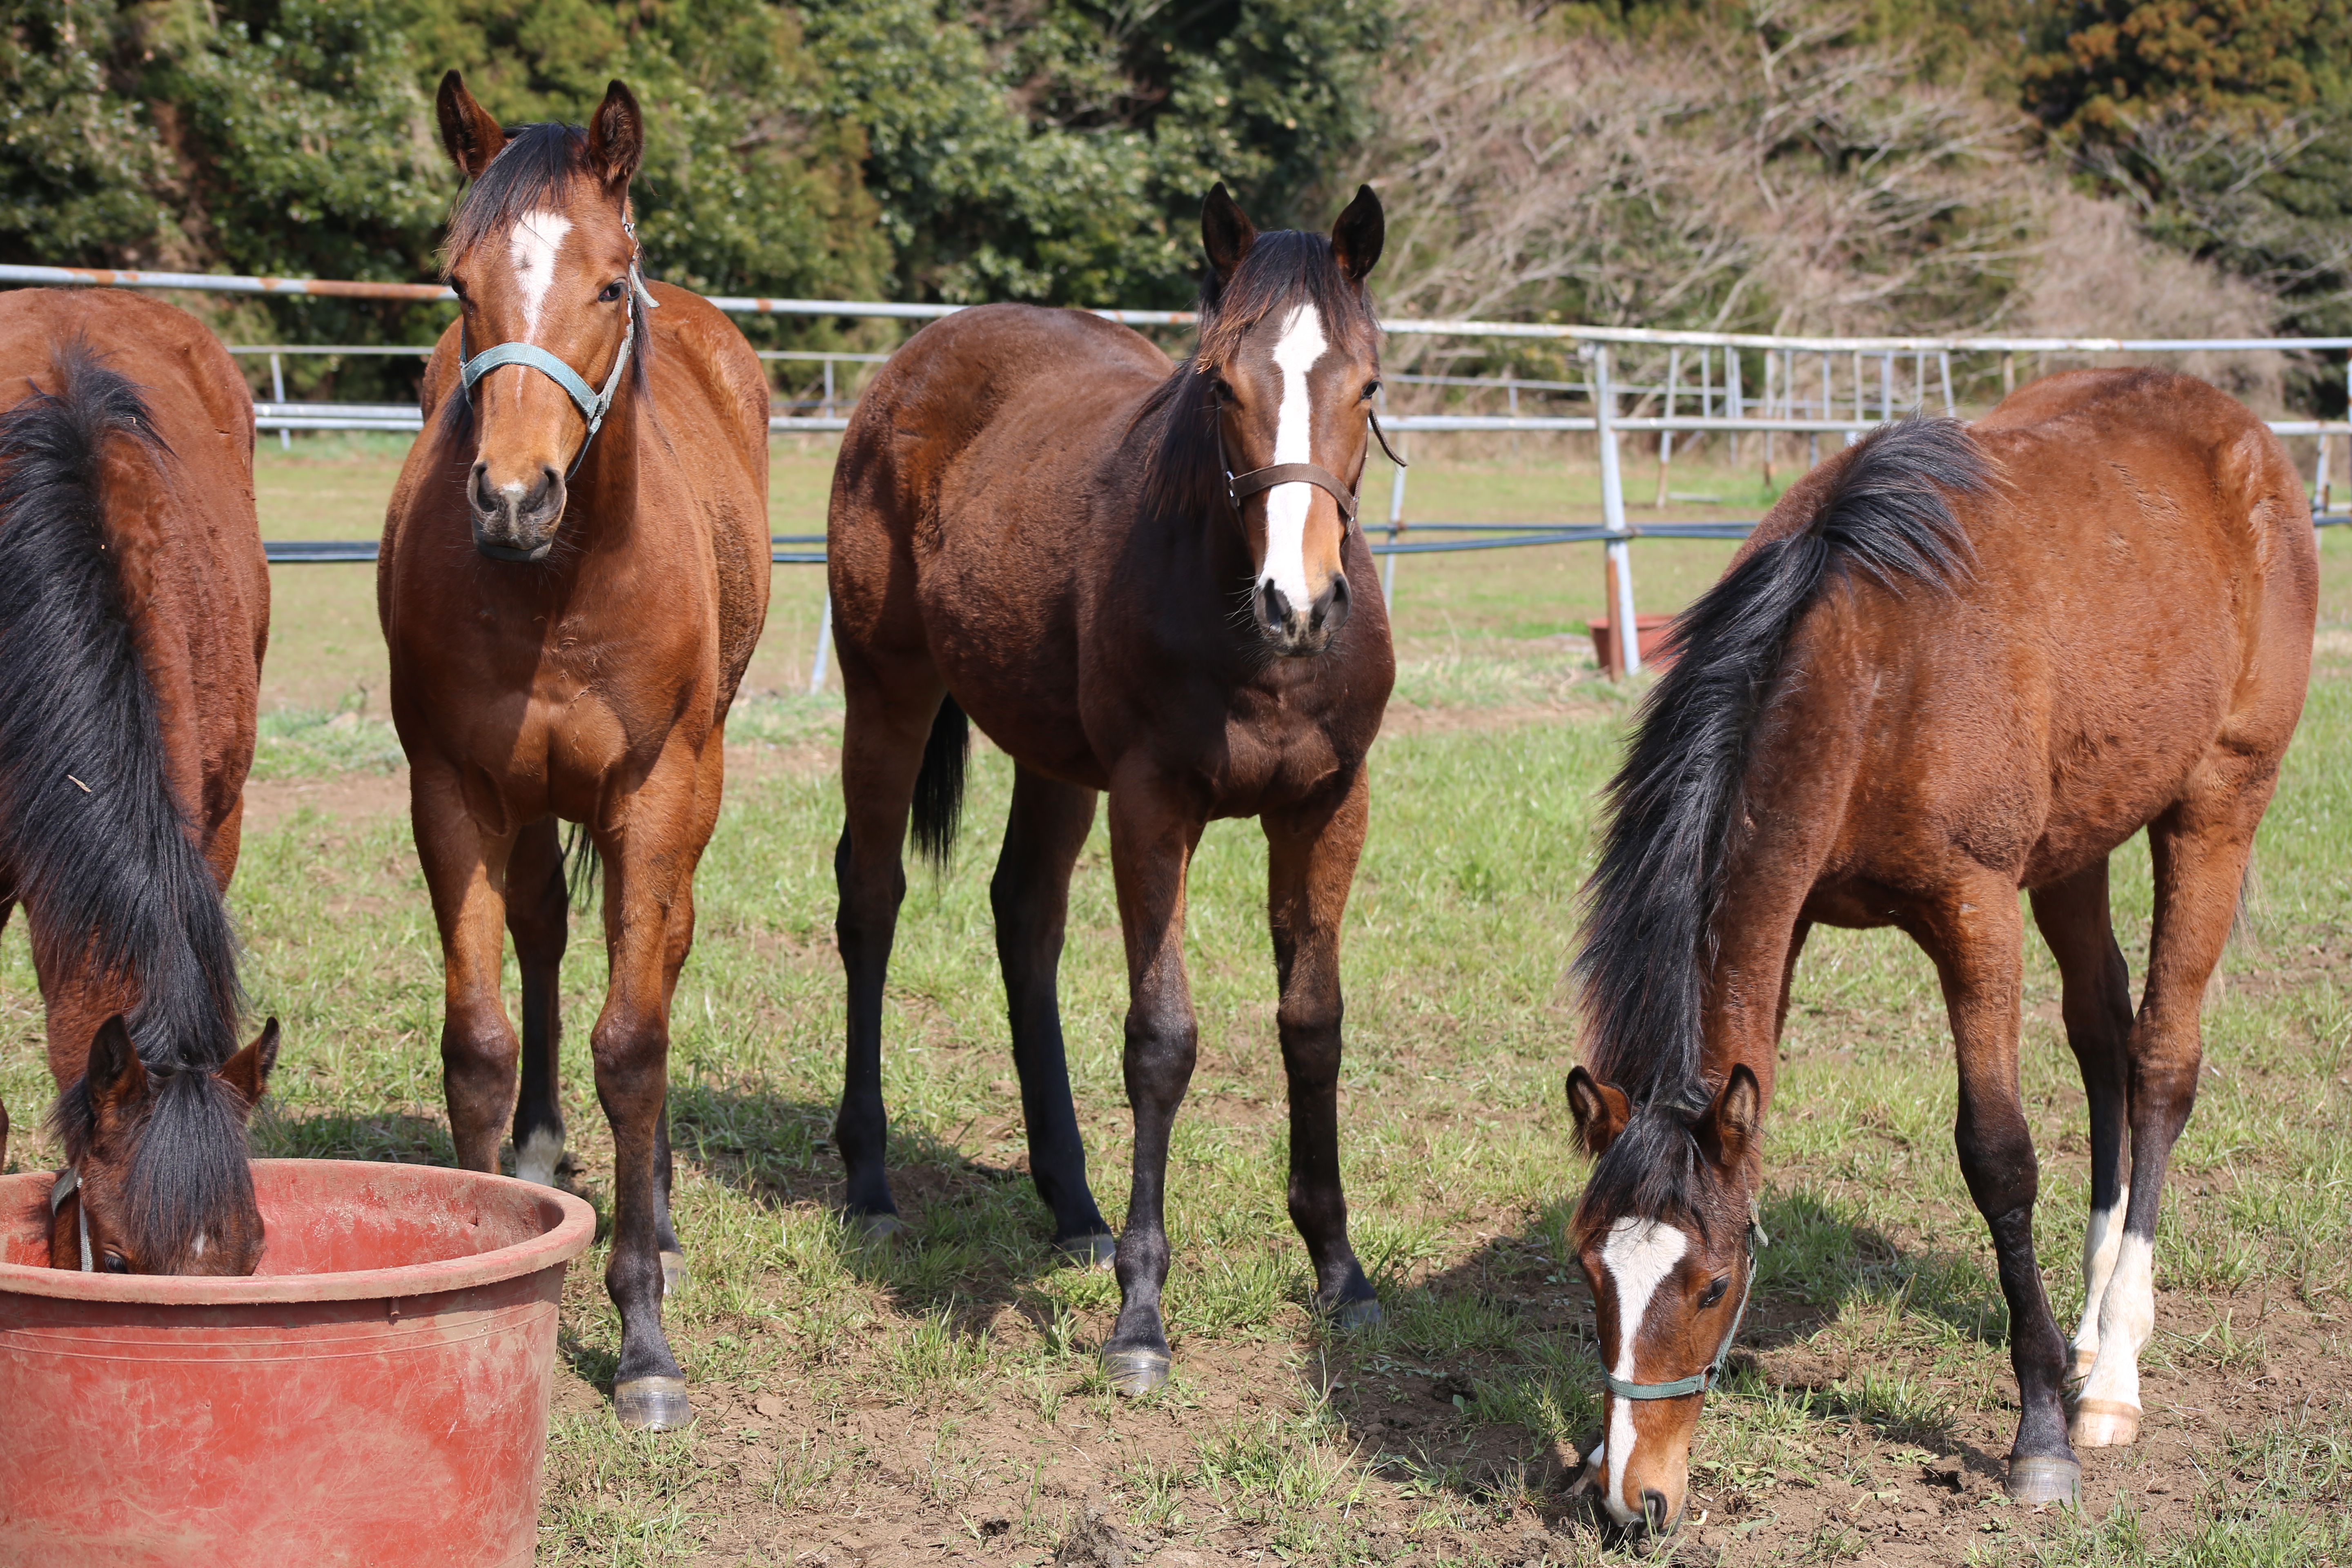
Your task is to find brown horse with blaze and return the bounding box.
[0,290,278,1275]
[826,186,1395,1392]
[1564,373,2315,1534]
[379,74,770,1430]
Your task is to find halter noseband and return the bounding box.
[1599,1209,1768,1401]
[1220,408,1409,530]
[457,223,659,495]
[49,1165,93,1273]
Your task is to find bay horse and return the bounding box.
[827,185,1395,1393]
[0,289,279,1274]
[379,75,769,1430]
[1563,372,2316,1532]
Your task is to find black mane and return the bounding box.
[1131,229,1381,541]
[1572,418,1993,1219]
[0,343,256,1262]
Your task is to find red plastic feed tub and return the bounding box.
[0,1159,595,1568]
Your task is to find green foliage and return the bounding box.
[2020,0,2352,136]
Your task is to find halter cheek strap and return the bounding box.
[1600,1210,1768,1401]
[49,1165,92,1273]
[1219,410,1408,531]
[457,229,659,484]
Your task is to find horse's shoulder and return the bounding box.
[644,286,767,442]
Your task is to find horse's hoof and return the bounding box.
[1102,1348,1171,1397]
[660,1250,688,1294]
[851,1212,909,1247]
[613,1376,694,1432]
[2006,1456,2080,1508]
[1326,1296,1383,1331]
[2070,1398,2141,1448]
[1056,1232,1117,1270]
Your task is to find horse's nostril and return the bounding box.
[1642,1488,1674,1534]
[1258,581,1291,628]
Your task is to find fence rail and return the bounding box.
[14,262,2352,682]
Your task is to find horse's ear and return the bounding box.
[585,79,645,194]
[1700,1062,1763,1167]
[436,71,507,180]
[1202,183,1257,285]
[85,1016,148,1129]
[218,1018,281,1110]
[1566,1066,1630,1157]
[1330,184,1384,283]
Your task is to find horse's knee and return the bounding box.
[1954,1108,2039,1218]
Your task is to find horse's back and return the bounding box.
[0,290,267,874]
[829,305,1166,685]
[1796,369,2314,887]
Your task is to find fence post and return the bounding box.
[1726,347,1744,465]
[1939,352,1956,416]
[808,591,833,696]
[1595,345,1641,679]
[1653,347,1679,508]
[823,357,835,419]
[1381,389,1407,606]
[270,353,289,451]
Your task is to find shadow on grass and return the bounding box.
[1317,1185,2013,1525]
[665,1076,1088,1329]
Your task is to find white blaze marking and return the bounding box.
[190,1231,207,1260]
[1260,303,1329,618]
[2071,1188,2128,1365]
[2080,1232,2154,1410]
[1601,1216,1690,1523]
[507,211,574,340]
[515,1127,566,1189]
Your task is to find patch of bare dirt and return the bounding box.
[242,768,410,833]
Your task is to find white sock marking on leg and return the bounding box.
[1601,1216,1690,1523]
[2072,1188,2127,1363]
[1259,303,1329,618]
[515,1126,566,1188]
[2081,1232,2154,1409]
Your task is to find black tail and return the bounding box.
[909,694,970,870]
[1575,418,1991,1117]
[562,820,601,914]
[0,343,243,1078]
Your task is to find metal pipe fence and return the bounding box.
[13,264,2351,682]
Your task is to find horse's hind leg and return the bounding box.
[991,764,1113,1263]
[2074,782,2272,1450]
[506,819,569,1187]
[2028,860,2133,1383]
[1265,774,1379,1325]
[1922,880,2078,1504]
[833,656,946,1238]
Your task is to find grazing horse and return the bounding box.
[380,74,769,1430]
[0,290,279,1274]
[827,185,1395,1392]
[1562,372,2316,1532]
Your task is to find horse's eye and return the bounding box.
[1211,378,1235,404]
[1363,380,1381,400]
[102,1252,131,1274]
[1699,1277,1729,1309]
[598,280,627,304]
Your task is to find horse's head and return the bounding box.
[1197,183,1386,657]
[51,1015,280,1276]
[434,71,647,563]
[1564,1062,1765,1536]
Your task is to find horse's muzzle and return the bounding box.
[1256,572,1350,657]
[470,461,564,563]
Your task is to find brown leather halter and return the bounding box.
[1221,408,1408,529]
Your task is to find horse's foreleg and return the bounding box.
[506,818,569,1187]
[589,751,707,1433]
[1926,884,2078,1505]
[1264,774,1378,1325]
[991,765,1111,1263]
[832,668,941,1238]
[413,764,520,1173]
[2074,784,2267,1450]
[1102,772,1205,1396]
[2028,860,2134,1384]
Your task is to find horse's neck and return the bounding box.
[560,388,646,550]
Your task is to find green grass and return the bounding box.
[5,443,2352,1564]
